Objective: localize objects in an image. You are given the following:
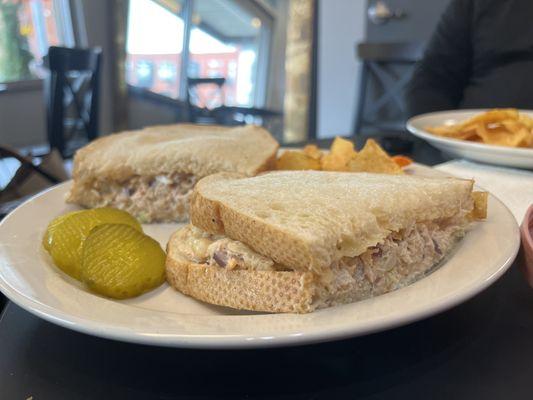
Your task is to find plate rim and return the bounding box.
[0,177,521,349]
[406,109,533,155]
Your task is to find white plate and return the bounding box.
[407,109,533,169]
[0,168,520,349]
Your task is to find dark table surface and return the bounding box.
[1,138,531,399]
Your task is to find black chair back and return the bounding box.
[353,42,424,139]
[44,46,102,158]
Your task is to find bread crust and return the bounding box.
[165,231,315,313]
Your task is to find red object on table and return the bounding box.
[520,204,533,287]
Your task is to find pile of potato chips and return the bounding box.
[426,108,533,148]
[276,137,412,174]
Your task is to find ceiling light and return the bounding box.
[251,17,261,29]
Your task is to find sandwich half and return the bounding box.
[66,124,278,222]
[166,171,482,313]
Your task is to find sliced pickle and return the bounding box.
[42,210,82,251]
[91,208,142,231]
[46,208,142,280]
[81,224,166,299]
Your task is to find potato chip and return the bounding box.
[520,130,533,147]
[319,136,357,171]
[276,151,321,170]
[321,153,350,171]
[303,144,323,160]
[453,127,478,140]
[330,136,356,160]
[501,119,533,147]
[348,139,403,174]
[476,123,529,147]
[275,137,410,174]
[426,125,478,140]
[426,108,533,148]
[460,108,518,127]
[470,191,488,220]
[425,126,459,136]
[518,114,533,129]
[500,118,522,132]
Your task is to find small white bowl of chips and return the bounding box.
[407,108,533,169]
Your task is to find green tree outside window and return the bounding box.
[0,1,34,82]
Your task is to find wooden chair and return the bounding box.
[0,146,66,219]
[44,46,102,158]
[353,42,424,150]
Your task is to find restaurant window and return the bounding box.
[0,0,74,83]
[126,0,272,106]
[126,0,185,99]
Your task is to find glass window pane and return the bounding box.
[126,0,184,98]
[188,0,269,107]
[0,0,62,83]
[42,0,60,46]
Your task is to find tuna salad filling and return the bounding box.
[177,217,467,304]
[86,173,196,222]
[313,218,465,307]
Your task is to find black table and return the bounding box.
[1,265,531,399]
[1,139,532,399]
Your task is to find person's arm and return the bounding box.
[406,0,473,117]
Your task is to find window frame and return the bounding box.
[0,79,43,95]
[232,0,274,107]
[54,0,76,47]
[240,0,274,107]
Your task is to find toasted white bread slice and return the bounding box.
[166,239,315,313]
[190,171,474,273]
[66,124,278,222]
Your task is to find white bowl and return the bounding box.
[407,109,533,169]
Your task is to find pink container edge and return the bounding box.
[519,204,533,287]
